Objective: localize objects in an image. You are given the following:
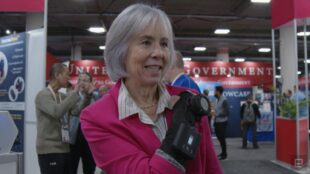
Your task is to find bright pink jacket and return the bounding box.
[80,82,223,174]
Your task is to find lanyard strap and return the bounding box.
[47,85,62,103]
[48,85,68,126]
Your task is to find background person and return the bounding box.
[164,50,201,93]
[203,89,212,129]
[213,86,229,160]
[98,85,110,98]
[35,63,93,174]
[291,85,306,101]
[70,72,97,174]
[240,94,261,149]
[80,4,222,174]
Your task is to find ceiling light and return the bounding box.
[297,71,302,75]
[277,66,281,70]
[251,0,270,3]
[258,48,271,53]
[305,59,310,64]
[275,75,281,79]
[99,45,106,50]
[227,74,231,77]
[194,74,199,78]
[297,32,310,37]
[88,27,106,34]
[214,29,230,35]
[183,57,192,61]
[194,46,206,52]
[5,29,11,35]
[235,58,245,62]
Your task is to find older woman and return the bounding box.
[80,3,222,174]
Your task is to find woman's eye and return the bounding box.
[142,40,151,46]
[161,42,168,47]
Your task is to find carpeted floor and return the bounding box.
[213,138,308,174]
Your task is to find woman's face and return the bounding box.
[125,21,170,87]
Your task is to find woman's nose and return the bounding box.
[151,43,164,58]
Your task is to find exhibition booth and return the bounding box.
[271,0,310,168]
[0,0,310,173]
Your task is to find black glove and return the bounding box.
[160,91,200,167]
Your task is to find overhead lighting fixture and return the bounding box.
[214,29,230,35]
[194,46,206,52]
[194,74,199,78]
[227,74,231,77]
[99,45,106,50]
[251,0,270,3]
[235,58,245,62]
[275,75,281,79]
[258,48,271,53]
[277,66,281,70]
[297,32,310,37]
[183,57,192,61]
[305,59,310,64]
[88,27,106,34]
[297,71,302,75]
[5,29,11,35]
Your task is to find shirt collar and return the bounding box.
[118,80,172,123]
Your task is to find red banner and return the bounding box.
[0,0,44,12]
[69,60,114,88]
[184,61,273,88]
[46,52,60,81]
[272,0,310,28]
[68,60,272,89]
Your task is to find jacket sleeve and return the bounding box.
[35,90,80,119]
[240,104,245,119]
[253,104,261,119]
[80,109,184,174]
[217,100,229,118]
[70,94,92,116]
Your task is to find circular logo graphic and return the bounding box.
[8,86,18,102]
[14,76,25,94]
[0,51,8,85]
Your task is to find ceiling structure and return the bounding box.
[0,0,308,65]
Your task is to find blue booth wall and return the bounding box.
[198,81,274,141]
[0,33,26,152]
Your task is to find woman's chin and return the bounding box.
[142,78,161,86]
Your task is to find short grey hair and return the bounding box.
[50,63,66,80]
[104,3,175,82]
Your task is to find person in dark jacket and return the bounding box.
[213,86,229,160]
[240,94,261,149]
[70,72,96,174]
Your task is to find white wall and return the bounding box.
[24,29,46,174]
[280,25,298,92]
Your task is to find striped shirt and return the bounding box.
[118,81,185,173]
[118,81,171,142]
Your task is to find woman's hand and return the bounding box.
[84,82,96,95]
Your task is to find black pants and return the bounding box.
[70,125,96,174]
[38,153,70,174]
[214,121,227,156]
[242,121,257,147]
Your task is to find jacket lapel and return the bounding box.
[121,115,161,154]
